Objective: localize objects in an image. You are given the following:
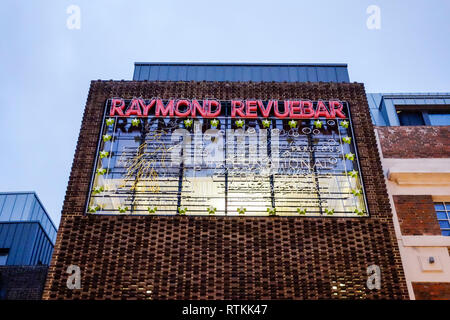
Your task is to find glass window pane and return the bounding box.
[0,249,9,265]
[397,111,425,126]
[439,221,450,229]
[436,211,447,220]
[434,203,445,210]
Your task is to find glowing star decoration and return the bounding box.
[345,153,355,161]
[288,120,297,128]
[354,208,366,216]
[131,118,140,127]
[267,207,277,216]
[210,119,219,128]
[342,136,351,144]
[178,207,187,215]
[235,119,244,128]
[347,170,358,178]
[351,188,363,197]
[106,118,115,126]
[147,207,157,214]
[340,120,349,128]
[313,120,323,129]
[262,119,271,128]
[97,168,106,175]
[92,186,104,195]
[237,207,247,215]
[103,134,112,142]
[118,206,128,213]
[88,205,100,213]
[184,119,193,128]
[297,208,307,215]
[325,208,335,216]
[99,151,109,159]
[207,206,217,215]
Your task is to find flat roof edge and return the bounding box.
[368,92,450,97]
[134,62,348,67]
[0,191,58,232]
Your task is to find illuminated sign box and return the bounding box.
[86,99,368,217]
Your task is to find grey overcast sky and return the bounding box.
[0,0,449,226]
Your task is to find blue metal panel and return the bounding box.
[251,66,262,82]
[241,67,252,82]
[168,65,178,81]
[158,66,169,81]
[0,195,15,221]
[8,223,28,264]
[316,67,329,82]
[148,65,159,81]
[223,66,233,82]
[335,67,350,82]
[196,66,207,81]
[30,229,43,265]
[205,66,216,81]
[132,65,140,81]
[0,224,8,248]
[277,67,289,82]
[296,67,308,82]
[366,93,387,126]
[287,67,296,82]
[133,63,350,83]
[32,231,45,265]
[261,67,271,82]
[306,67,318,82]
[0,192,57,245]
[367,93,450,126]
[0,222,53,265]
[384,99,400,126]
[10,194,25,220]
[177,66,188,81]
[325,67,338,82]
[21,194,34,220]
[139,65,150,81]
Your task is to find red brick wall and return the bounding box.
[0,266,48,300]
[376,126,450,158]
[43,81,407,299]
[393,195,441,236]
[413,282,450,300]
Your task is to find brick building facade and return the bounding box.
[43,78,407,299]
[0,192,57,300]
[0,266,49,300]
[369,93,450,299]
[393,195,442,236]
[377,126,450,159]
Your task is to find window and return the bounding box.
[397,110,425,126]
[0,249,9,265]
[434,202,450,236]
[86,100,368,217]
[0,273,5,300]
[396,107,450,126]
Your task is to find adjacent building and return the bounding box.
[44,63,408,299]
[368,93,450,299]
[0,191,57,299]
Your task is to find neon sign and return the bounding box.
[109,98,347,119]
[86,99,368,217]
